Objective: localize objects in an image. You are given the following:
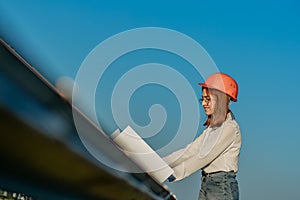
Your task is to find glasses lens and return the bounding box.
[200,97,211,103]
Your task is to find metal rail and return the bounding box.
[0,38,176,200]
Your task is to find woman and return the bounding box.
[164,72,242,200]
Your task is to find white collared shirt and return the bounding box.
[163,114,242,181]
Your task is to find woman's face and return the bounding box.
[201,88,216,115]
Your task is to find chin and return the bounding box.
[205,111,212,115]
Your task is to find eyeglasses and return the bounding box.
[199,97,211,104]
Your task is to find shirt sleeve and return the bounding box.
[171,122,238,181]
[163,133,206,167]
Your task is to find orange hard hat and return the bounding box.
[198,72,238,102]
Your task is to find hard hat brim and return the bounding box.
[198,83,211,88]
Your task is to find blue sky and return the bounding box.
[1,1,300,199]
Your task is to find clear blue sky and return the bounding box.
[1,1,300,199]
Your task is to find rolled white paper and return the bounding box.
[112,125,174,183]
